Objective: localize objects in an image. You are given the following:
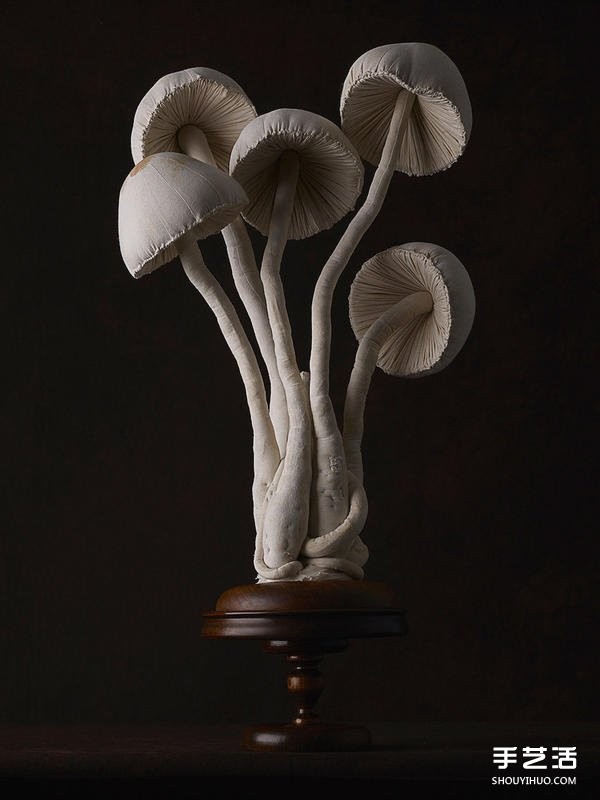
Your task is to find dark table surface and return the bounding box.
[1,722,598,798]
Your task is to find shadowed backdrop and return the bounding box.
[4,0,597,725]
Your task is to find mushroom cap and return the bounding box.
[349,243,475,377]
[341,43,472,176]
[130,67,256,171]
[118,152,247,278]
[230,108,364,240]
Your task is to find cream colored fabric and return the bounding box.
[341,43,472,176]
[349,243,475,376]
[230,109,364,239]
[131,67,256,172]
[118,152,247,277]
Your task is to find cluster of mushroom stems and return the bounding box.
[118,44,476,582]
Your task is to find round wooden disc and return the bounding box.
[201,581,407,641]
[215,580,403,612]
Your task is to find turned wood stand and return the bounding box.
[201,580,407,752]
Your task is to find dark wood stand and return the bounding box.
[201,580,407,752]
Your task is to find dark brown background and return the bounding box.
[4,0,597,726]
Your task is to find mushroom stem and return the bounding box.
[177,125,217,165]
[310,90,415,400]
[222,220,288,460]
[259,150,312,571]
[178,123,288,465]
[177,235,280,522]
[308,393,349,538]
[306,91,415,546]
[343,290,433,483]
[302,470,368,558]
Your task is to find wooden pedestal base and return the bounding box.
[201,580,407,752]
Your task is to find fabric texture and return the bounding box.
[341,43,472,176]
[230,109,364,240]
[118,152,247,278]
[349,243,475,376]
[130,67,256,172]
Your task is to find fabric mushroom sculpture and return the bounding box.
[231,109,365,579]
[131,68,289,460]
[117,43,476,584]
[118,152,279,519]
[344,244,476,485]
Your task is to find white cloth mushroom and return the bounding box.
[312,43,472,399]
[230,109,364,579]
[341,42,472,176]
[118,152,281,547]
[349,243,475,376]
[131,67,256,172]
[231,108,364,239]
[344,243,475,482]
[308,44,472,557]
[119,153,246,277]
[130,67,288,461]
[233,111,366,559]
